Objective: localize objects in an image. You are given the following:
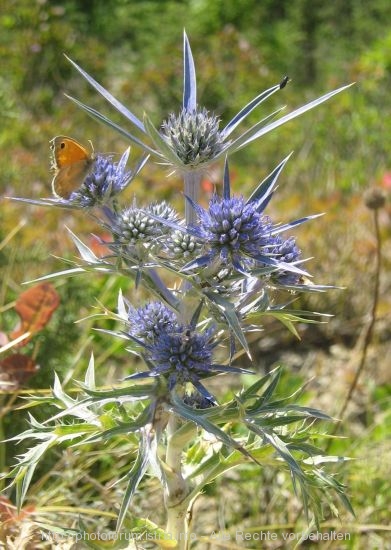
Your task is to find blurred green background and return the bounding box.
[1,1,390,548]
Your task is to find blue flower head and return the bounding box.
[128,301,179,343]
[148,326,216,388]
[57,148,147,208]
[268,235,302,285]
[126,301,253,402]
[178,158,314,282]
[193,193,274,268]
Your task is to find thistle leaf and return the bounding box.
[64,94,157,155]
[183,30,197,111]
[66,227,99,263]
[204,291,250,357]
[238,83,354,149]
[143,113,183,166]
[65,55,146,133]
[222,82,283,138]
[247,153,293,205]
[116,430,152,531]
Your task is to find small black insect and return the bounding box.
[279,76,290,89]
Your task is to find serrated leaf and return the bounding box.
[16,437,55,507]
[116,430,151,532]
[255,369,281,407]
[171,394,259,465]
[204,291,250,357]
[117,289,128,321]
[240,367,281,401]
[262,430,303,477]
[284,405,333,421]
[52,372,75,408]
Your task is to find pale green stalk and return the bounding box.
[165,415,191,549]
[179,170,202,323]
[164,170,202,547]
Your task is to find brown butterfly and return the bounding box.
[50,136,95,198]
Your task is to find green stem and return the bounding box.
[165,416,191,549]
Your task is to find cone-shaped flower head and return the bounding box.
[148,326,216,389]
[128,301,179,343]
[268,235,302,284]
[126,301,253,402]
[184,191,296,278]
[195,194,274,266]
[161,107,225,169]
[177,158,313,281]
[67,154,129,207]
[56,148,147,208]
[165,229,202,260]
[108,201,179,249]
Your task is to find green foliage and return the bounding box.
[5,366,352,529]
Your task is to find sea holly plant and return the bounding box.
[5,32,354,548]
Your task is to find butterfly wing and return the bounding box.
[51,136,91,166]
[52,160,93,198]
[50,136,94,198]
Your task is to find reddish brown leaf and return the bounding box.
[0,496,15,523]
[0,496,36,537]
[10,283,60,345]
[0,353,38,390]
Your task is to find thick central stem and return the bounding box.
[163,170,203,545]
[184,170,201,226]
[180,170,202,322]
[165,415,191,549]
